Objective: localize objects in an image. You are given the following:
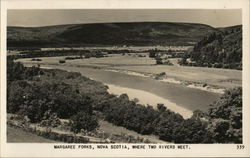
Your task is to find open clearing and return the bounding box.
[98,120,167,143]
[7,125,60,143]
[7,121,165,143]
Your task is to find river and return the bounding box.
[36,64,221,117]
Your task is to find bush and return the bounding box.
[213,63,223,68]
[40,110,61,127]
[149,51,156,58]
[155,57,163,64]
[59,60,65,63]
[70,111,99,133]
[31,58,42,61]
[7,59,42,82]
[65,56,81,60]
[163,60,173,66]
[203,83,207,87]
[154,72,167,80]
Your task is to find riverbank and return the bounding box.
[19,54,242,95]
[107,84,193,119]
[103,68,225,94]
[35,63,221,113]
[40,64,225,94]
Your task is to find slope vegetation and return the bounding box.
[180,25,242,70]
[8,22,218,47]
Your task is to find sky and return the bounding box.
[7,9,242,28]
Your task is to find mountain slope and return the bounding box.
[7,22,218,47]
[180,25,242,70]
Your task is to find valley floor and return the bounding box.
[18,53,242,90]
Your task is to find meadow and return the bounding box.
[7,125,60,143]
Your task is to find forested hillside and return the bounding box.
[179,25,242,70]
[7,22,217,47]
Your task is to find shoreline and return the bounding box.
[103,68,225,94]
[34,63,225,94]
[106,84,193,119]
[32,64,217,118]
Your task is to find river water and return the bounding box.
[37,65,221,115]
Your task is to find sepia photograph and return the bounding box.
[1,0,250,157]
[6,8,243,144]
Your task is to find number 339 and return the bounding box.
[237,145,245,150]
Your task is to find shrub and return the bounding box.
[31,58,42,61]
[157,104,166,113]
[155,57,163,64]
[203,83,208,87]
[59,60,65,64]
[163,60,173,66]
[213,62,223,68]
[149,51,156,58]
[40,110,61,127]
[65,56,81,60]
[70,111,99,133]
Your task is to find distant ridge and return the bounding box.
[8,22,222,47]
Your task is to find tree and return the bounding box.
[207,87,242,143]
[59,60,66,63]
[191,109,205,120]
[7,60,25,82]
[40,110,61,127]
[157,104,166,113]
[180,26,242,70]
[209,87,242,119]
[70,111,99,133]
[155,57,163,64]
[149,51,156,58]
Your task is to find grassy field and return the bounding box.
[117,65,241,88]
[7,121,165,143]
[7,125,60,143]
[19,53,154,67]
[19,53,242,89]
[98,120,167,143]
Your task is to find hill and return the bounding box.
[179,25,242,70]
[7,22,218,47]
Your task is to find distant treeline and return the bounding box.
[8,49,136,59]
[8,48,183,60]
[179,25,242,70]
[7,58,242,143]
